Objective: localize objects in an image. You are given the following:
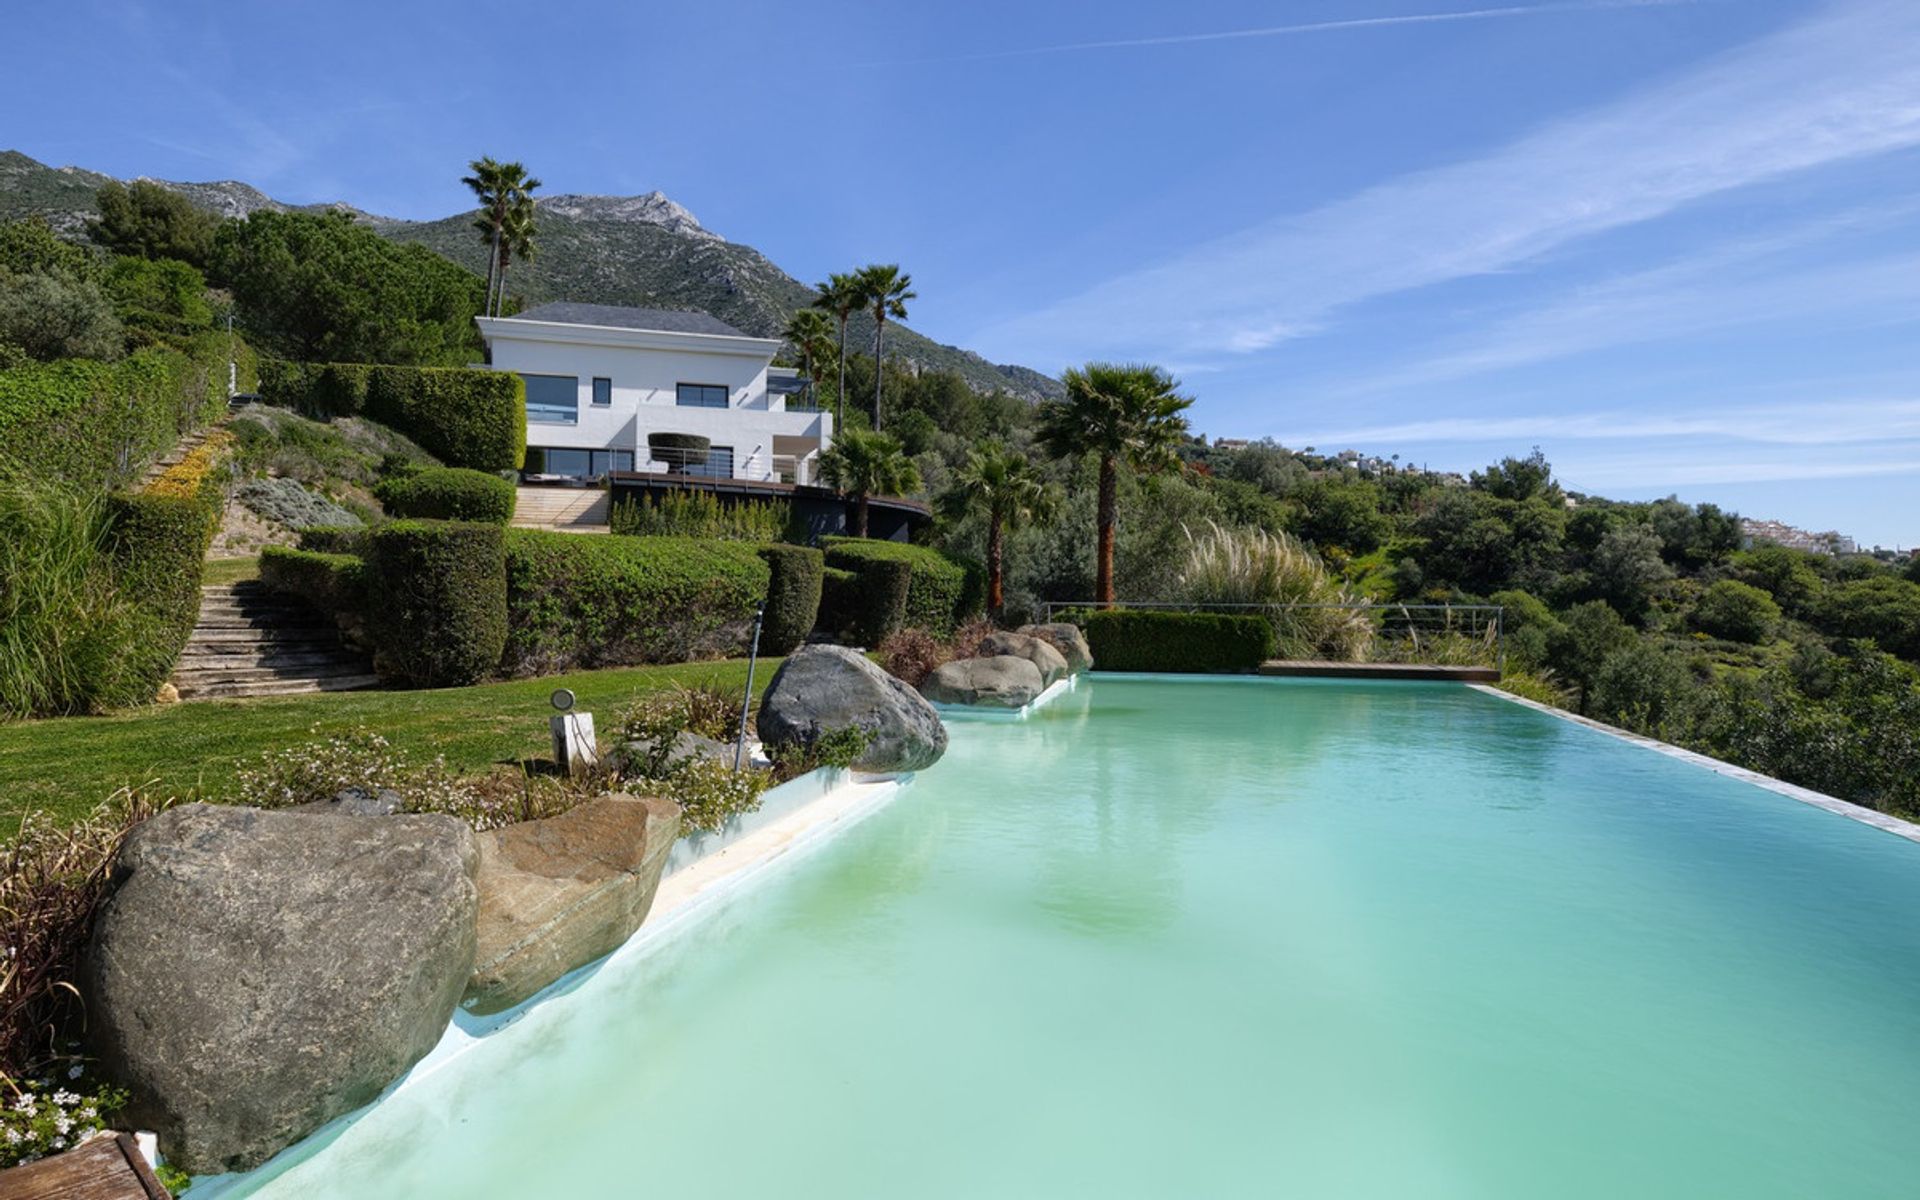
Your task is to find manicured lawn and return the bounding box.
[202,556,263,586]
[0,658,781,829]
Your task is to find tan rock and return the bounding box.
[977,631,1069,685]
[920,655,1046,707]
[1016,623,1094,674]
[464,792,680,1015]
[154,682,181,705]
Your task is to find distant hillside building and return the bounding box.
[1740,517,1856,556]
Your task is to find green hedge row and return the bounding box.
[106,467,227,700]
[1073,610,1276,673]
[757,544,824,655]
[821,537,981,633]
[0,331,254,493]
[500,532,770,676]
[259,545,368,618]
[366,521,507,687]
[374,466,515,524]
[296,526,370,556]
[258,360,526,472]
[818,559,910,647]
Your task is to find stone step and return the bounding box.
[175,647,366,669]
[173,662,376,686]
[177,673,382,700]
[190,615,334,632]
[184,628,339,645]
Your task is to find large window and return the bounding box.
[676,383,729,409]
[523,374,579,424]
[528,448,634,478]
[592,377,612,406]
[683,445,734,478]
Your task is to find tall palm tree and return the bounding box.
[782,308,836,412]
[1036,363,1193,605]
[811,272,863,428]
[462,158,540,318]
[941,443,1061,619]
[492,193,538,317]
[819,427,921,539]
[858,264,914,431]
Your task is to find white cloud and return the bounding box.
[971,0,1920,364]
[1282,396,1920,448]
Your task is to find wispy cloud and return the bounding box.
[899,0,1695,65]
[971,0,1920,365]
[1282,396,1920,448]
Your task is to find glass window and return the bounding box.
[676,383,729,409]
[522,374,579,424]
[684,445,734,478]
[543,449,590,476]
[592,377,612,406]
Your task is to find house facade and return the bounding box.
[475,302,832,484]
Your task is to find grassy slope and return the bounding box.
[0,658,781,829]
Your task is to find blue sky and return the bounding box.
[10,0,1920,546]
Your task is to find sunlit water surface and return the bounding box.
[232,678,1920,1198]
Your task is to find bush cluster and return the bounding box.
[258,360,525,471]
[610,489,787,541]
[104,434,230,701]
[1073,609,1276,672]
[756,544,824,655]
[296,525,371,556]
[819,558,911,647]
[501,532,769,676]
[235,476,363,531]
[822,537,981,633]
[366,521,508,687]
[259,546,368,618]
[374,466,516,524]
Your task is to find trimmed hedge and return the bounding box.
[1074,610,1276,673]
[822,537,982,633]
[258,360,525,471]
[295,525,370,556]
[105,433,232,700]
[500,532,770,676]
[757,544,824,655]
[260,545,368,618]
[366,521,508,687]
[0,330,254,493]
[374,466,515,524]
[818,558,910,648]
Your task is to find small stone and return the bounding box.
[295,787,404,816]
[153,682,180,705]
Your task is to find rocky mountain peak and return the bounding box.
[537,191,716,240]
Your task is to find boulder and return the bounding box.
[614,729,735,778]
[87,803,479,1175]
[153,682,180,705]
[1017,623,1094,674]
[920,655,1046,708]
[464,793,681,1016]
[295,786,404,816]
[976,631,1069,685]
[757,644,947,773]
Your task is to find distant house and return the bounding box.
[476,302,833,484]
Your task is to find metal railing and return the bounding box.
[1037,601,1506,671]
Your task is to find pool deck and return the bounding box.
[1259,660,1500,682]
[1,1133,170,1199]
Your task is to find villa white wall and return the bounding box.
[484,331,830,481]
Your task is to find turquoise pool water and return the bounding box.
[232,678,1920,1198]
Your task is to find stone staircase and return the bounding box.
[171,582,380,700]
[512,485,610,532]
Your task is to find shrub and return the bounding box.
[819,558,910,647]
[366,520,508,686]
[104,435,229,702]
[1546,600,1635,711]
[1590,642,1701,739]
[297,525,370,556]
[1496,669,1571,708]
[235,476,363,530]
[260,546,367,618]
[375,466,516,523]
[259,360,525,471]
[1074,609,1276,673]
[878,627,948,687]
[1692,579,1781,644]
[757,544,824,654]
[1175,520,1372,660]
[766,725,870,783]
[610,489,786,541]
[501,532,769,676]
[1822,576,1920,661]
[823,536,981,632]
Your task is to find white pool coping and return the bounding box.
[1469,683,1920,845]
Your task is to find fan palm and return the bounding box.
[782,308,836,412]
[461,157,540,318]
[818,428,921,539]
[941,443,1061,618]
[811,272,864,428]
[1036,363,1193,605]
[492,193,538,317]
[858,264,914,431]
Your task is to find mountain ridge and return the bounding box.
[0,150,1061,399]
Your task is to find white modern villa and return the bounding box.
[475,302,832,484]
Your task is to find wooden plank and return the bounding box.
[0,1134,170,1200]
[1258,660,1500,683]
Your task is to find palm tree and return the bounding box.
[462,158,541,318]
[811,272,863,428]
[492,193,538,317]
[782,308,836,412]
[941,443,1061,619]
[858,264,914,431]
[1036,363,1193,605]
[818,428,921,539]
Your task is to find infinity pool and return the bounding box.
[230,678,1920,1198]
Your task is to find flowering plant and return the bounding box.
[0,1068,125,1168]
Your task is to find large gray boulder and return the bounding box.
[1017,623,1094,674]
[613,730,735,778]
[920,655,1046,708]
[464,793,681,1016]
[87,804,479,1175]
[758,644,947,772]
[976,631,1069,685]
